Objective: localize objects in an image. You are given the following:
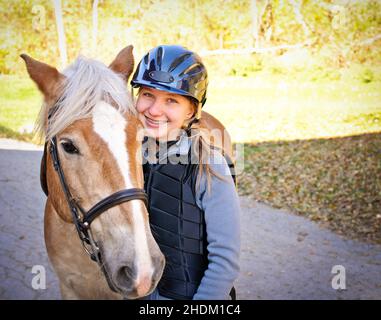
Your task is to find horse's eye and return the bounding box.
[61,141,79,154]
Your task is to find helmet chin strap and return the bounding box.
[185,101,202,136]
[185,117,200,137]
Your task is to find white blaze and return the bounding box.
[92,101,153,278]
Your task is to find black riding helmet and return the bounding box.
[131,45,208,120]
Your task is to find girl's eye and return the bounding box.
[142,92,153,98]
[61,141,79,154]
[167,98,178,104]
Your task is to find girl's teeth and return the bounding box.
[149,118,165,124]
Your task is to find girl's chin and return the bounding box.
[144,127,181,141]
[144,127,168,139]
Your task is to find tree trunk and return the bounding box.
[53,0,67,68]
[289,0,310,36]
[251,0,270,48]
[92,0,99,54]
[251,0,259,48]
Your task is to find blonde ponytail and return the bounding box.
[184,116,230,195]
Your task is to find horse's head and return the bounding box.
[21,46,165,299]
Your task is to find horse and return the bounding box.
[21,46,165,299]
[199,111,233,160]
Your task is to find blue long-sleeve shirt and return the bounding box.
[141,133,241,300]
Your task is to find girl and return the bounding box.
[131,45,241,300]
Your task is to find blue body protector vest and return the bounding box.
[143,140,237,300]
[143,155,208,300]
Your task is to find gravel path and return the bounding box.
[0,138,380,300]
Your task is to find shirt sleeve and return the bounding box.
[192,151,241,300]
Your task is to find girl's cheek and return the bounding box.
[136,100,147,113]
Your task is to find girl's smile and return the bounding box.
[144,115,168,129]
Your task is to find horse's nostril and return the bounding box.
[123,266,134,278]
[115,266,135,289]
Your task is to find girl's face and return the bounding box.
[136,86,194,140]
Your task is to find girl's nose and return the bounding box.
[148,101,164,117]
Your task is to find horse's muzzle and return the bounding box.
[113,254,165,299]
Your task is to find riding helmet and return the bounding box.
[131,45,208,119]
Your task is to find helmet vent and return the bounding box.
[168,53,192,73]
[143,53,149,65]
[156,46,163,69]
[181,64,203,77]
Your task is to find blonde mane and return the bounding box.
[36,56,135,140]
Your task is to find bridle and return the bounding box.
[48,135,148,291]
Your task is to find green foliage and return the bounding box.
[1,0,380,75]
[0,0,59,73]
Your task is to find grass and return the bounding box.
[1,71,381,143]
[0,75,41,142]
[205,74,381,143]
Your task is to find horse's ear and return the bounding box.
[109,45,134,82]
[20,54,65,102]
